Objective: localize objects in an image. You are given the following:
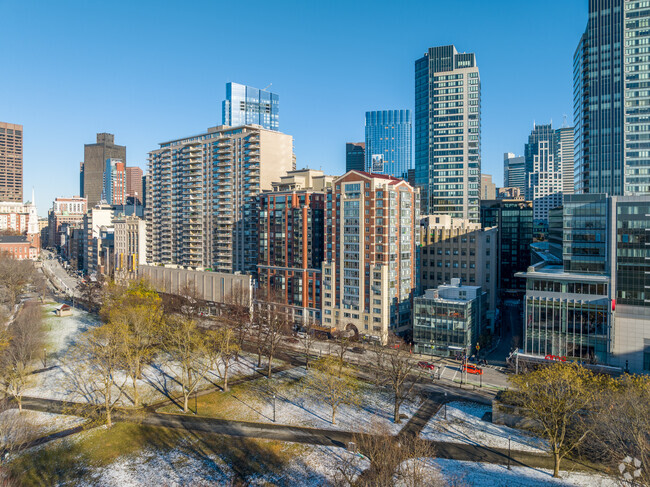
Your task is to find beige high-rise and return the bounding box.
[0,122,23,202]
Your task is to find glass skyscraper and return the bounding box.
[573,1,650,196]
[364,110,412,180]
[415,45,481,221]
[504,153,526,195]
[346,142,365,172]
[222,82,279,131]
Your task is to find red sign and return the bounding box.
[544,354,566,362]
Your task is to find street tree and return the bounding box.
[254,286,290,378]
[223,283,251,354]
[305,356,359,425]
[207,327,239,392]
[373,335,422,424]
[0,302,44,412]
[159,315,214,413]
[298,321,318,370]
[508,363,595,477]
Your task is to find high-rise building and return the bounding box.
[504,153,526,196]
[0,122,23,202]
[419,215,497,331]
[556,126,574,195]
[573,1,650,196]
[125,166,144,203]
[525,124,564,222]
[102,158,126,205]
[80,133,126,208]
[519,193,650,374]
[113,215,147,280]
[321,171,419,343]
[364,110,412,180]
[415,45,481,221]
[481,199,533,297]
[345,142,365,172]
[222,82,279,131]
[148,125,294,274]
[481,174,496,200]
[258,169,333,325]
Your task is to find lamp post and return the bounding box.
[43,348,47,368]
[273,394,277,422]
[444,392,447,420]
[507,436,511,470]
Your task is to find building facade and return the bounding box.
[413,280,485,357]
[419,215,497,332]
[102,158,126,205]
[525,124,564,223]
[148,125,294,274]
[415,45,481,221]
[321,171,419,343]
[481,174,496,200]
[47,197,87,249]
[573,1,650,196]
[125,166,143,203]
[0,122,23,202]
[82,204,114,275]
[113,215,147,280]
[222,82,279,131]
[0,235,38,260]
[556,126,574,195]
[480,199,533,297]
[345,142,365,172]
[258,170,331,325]
[364,110,412,181]
[80,133,126,208]
[504,153,526,196]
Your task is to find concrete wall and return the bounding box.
[138,265,252,306]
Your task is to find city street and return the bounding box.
[40,249,81,297]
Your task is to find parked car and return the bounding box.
[462,364,483,375]
[351,346,365,354]
[418,361,435,371]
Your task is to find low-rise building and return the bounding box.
[0,235,39,260]
[114,215,147,280]
[413,279,486,357]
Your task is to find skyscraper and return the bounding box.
[525,124,563,222]
[222,82,279,131]
[573,1,650,196]
[481,174,496,200]
[102,158,126,205]
[364,110,412,180]
[125,166,143,203]
[503,153,526,196]
[148,125,294,273]
[0,122,23,202]
[80,133,126,208]
[556,126,574,195]
[345,142,365,172]
[415,45,481,221]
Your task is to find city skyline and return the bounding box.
[1,0,587,216]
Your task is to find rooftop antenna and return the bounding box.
[263,83,272,91]
[562,114,568,127]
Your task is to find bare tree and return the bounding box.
[254,287,291,378]
[299,321,318,370]
[373,335,422,424]
[0,302,44,412]
[207,327,239,392]
[78,273,106,313]
[332,331,354,371]
[66,321,130,427]
[304,356,359,425]
[0,254,34,306]
[223,283,251,355]
[159,315,214,413]
[0,398,38,486]
[101,280,163,407]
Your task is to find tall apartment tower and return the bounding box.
[148,125,294,274]
[415,45,481,221]
[80,133,126,208]
[222,82,279,131]
[321,171,419,343]
[102,159,126,205]
[573,1,650,195]
[345,142,365,172]
[504,153,526,196]
[525,124,564,222]
[125,166,144,203]
[365,110,412,180]
[258,169,334,325]
[556,126,574,195]
[0,122,23,202]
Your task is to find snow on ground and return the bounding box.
[166,367,422,434]
[42,303,100,357]
[431,458,616,487]
[0,409,87,446]
[420,401,548,453]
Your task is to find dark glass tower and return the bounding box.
[345,142,365,172]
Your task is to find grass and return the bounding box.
[8,422,304,486]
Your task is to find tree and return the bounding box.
[159,315,214,413]
[508,363,595,477]
[332,331,353,371]
[298,321,318,370]
[207,327,240,392]
[373,335,422,424]
[335,419,439,487]
[78,273,106,312]
[101,280,163,407]
[254,287,290,378]
[0,398,37,486]
[0,302,44,412]
[67,321,130,427]
[305,356,359,425]
[223,283,251,355]
[0,254,34,306]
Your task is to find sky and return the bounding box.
[1,0,588,217]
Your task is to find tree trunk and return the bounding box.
[183,393,189,413]
[17,395,22,413]
[223,365,229,392]
[106,406,112,428]
[267,351,273,379]
[553,450,560,478]
[132,375,139,407]
[394,395,401,424]
[332,405,337,425]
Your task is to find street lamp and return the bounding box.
[507,436,511,470]
[444,392,447,420]
[43,348,47,368]
[273,394,277,422]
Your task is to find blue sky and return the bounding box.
[1,0,587,216]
